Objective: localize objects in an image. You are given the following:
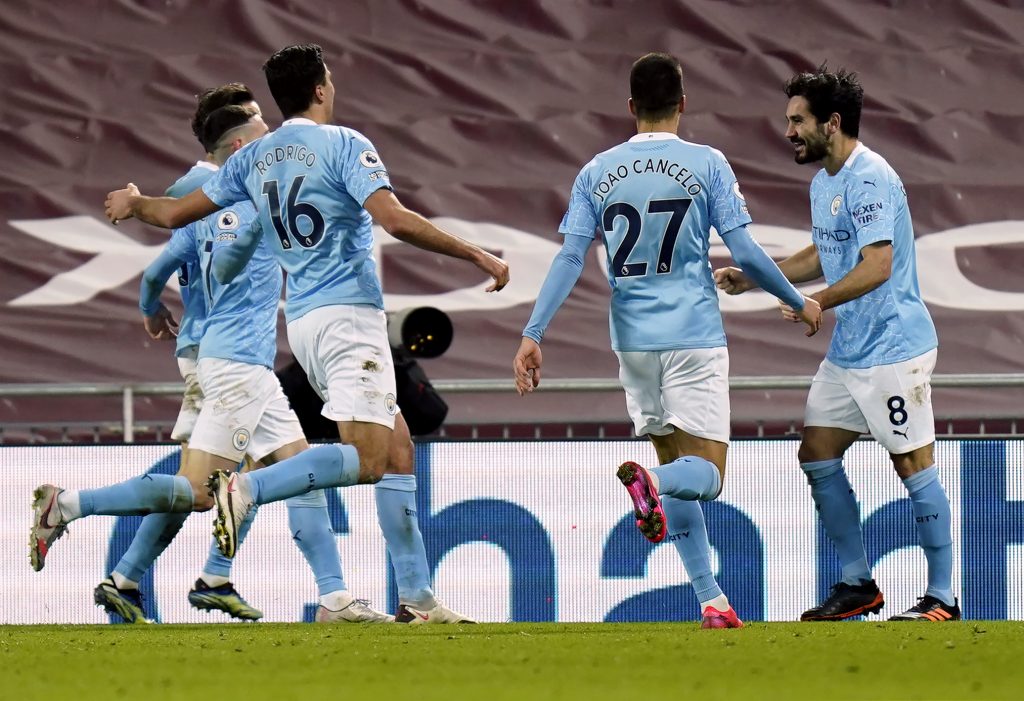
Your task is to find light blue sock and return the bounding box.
[902,466,955,606]
[375,474,434,607]
[286,491,345,596]
[114,512,190,582]
[661,496,722,606]
[247,444,360,505]
[650,456,721,501]
[203,505,259,580]
[80,474,193,516]
[802,459,871,585]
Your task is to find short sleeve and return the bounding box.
[557,166,600,239]
[340,130,392,205]
[202,144,252,207]
[847,164,895,248]
[707,149,752,236]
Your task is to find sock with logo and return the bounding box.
[201,505,259,586]
[375,474,435,608]
[661,496,724,608]
[650,456,721,501]
[801,459,871,585]
[246,444,360,505]
[114,512,190,583]
[60,474,194,520]
[286,490,345,596]
[902,465,955,606]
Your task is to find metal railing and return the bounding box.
[0,374,1021,442]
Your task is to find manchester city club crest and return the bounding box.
[231,428,251,451]
[830,195,843,216]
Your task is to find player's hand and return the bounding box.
[513,337,542,396]
[713,266,754,295]
[105,183,140,224]
[473,249,510,292]
[144,305,179,341]
[781,296,822,337]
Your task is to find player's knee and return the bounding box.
[191,493,214,512]
[797,441,822,464]
[386,441,415,475]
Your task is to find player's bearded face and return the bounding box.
[793,123,829,164]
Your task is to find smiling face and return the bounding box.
[785,95,830,164]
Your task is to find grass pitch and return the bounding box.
[1,622,1020,700]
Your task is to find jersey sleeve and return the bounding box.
[140,225,196,315]
[339,130,393,205]
[707,149,752,236]
[166,224,199,266]
[201,146,251,207]
[209,205,261,283]
[557,165,600,239]
[847,162,896,248]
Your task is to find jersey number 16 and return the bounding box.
[262,176,326,249]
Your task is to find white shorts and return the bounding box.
[615,347,730,444]
[170,347,203,442]
[804,349,937,454]
[287,304,398,429]
[189,357,305,463]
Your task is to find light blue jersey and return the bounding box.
[196,202,283,369]
[809,143,937,368]
[202,118,391,322]
[560,133,751,351]
[165,162,217,357]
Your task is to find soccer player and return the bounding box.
[89,105,391,624]
[715,66,959,622]
[512,53,821,629]
[102,44,508,624]
[162,84,259,481]
[93,84,264,623]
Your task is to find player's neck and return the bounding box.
[823,136,859,176]
[291,105,330,125]
[635,115,679,136]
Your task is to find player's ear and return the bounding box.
[828,113,841,135]
[627,97,637,117]
[679,95,686,115]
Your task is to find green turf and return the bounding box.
[1,622,1020,700]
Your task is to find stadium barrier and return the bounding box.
[1,375,1022,442]
[3,439,1021,624]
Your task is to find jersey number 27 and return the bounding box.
[603,198,692,277]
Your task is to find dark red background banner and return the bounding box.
[2,0,1022,427]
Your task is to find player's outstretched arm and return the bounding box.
[810,241,892,311]
[105,184,220,230]
[720,226,821,336]
[714,242,823,295]
[364,190,509,292]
